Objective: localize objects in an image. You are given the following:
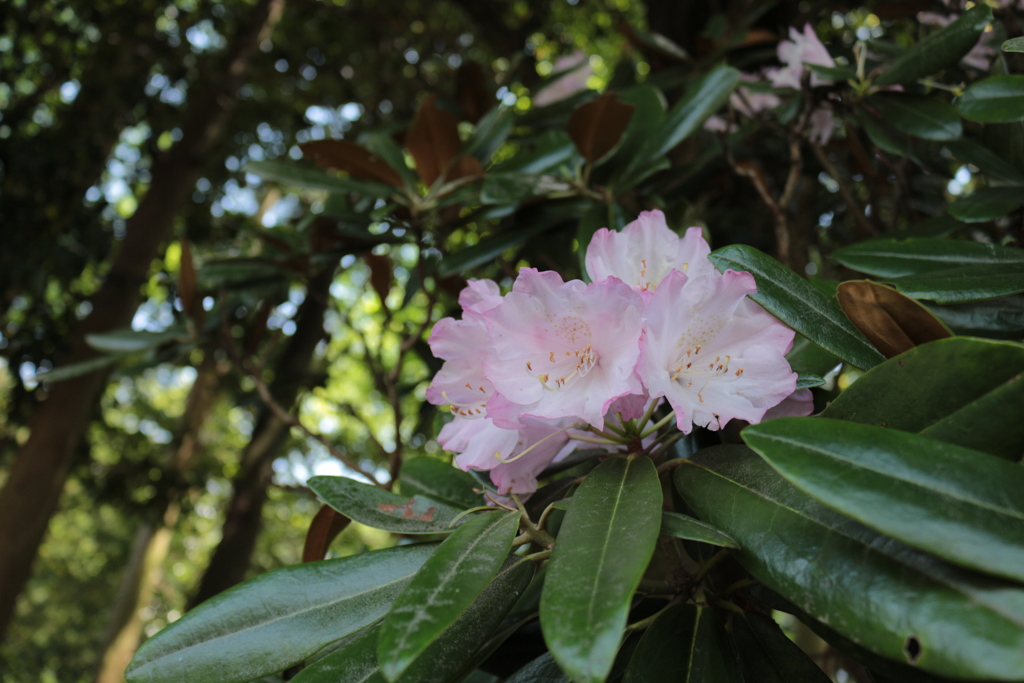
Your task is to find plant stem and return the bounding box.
[640,411,676,439]
[692,548,729,584]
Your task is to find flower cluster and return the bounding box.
[426,210,804,495]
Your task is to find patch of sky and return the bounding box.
[947,165,972,196]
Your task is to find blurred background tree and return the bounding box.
[2,0,1022,681]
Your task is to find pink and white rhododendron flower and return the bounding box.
[767,23,836,89]
[585,210,715,293]
[483,268,645,429]
[638,269,798,433]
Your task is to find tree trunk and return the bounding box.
[92,355,220,683]
[188,268,333,609]
[0,0,287,643]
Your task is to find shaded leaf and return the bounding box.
[945,138,1024,184]
[887,262,1024,303]
[709,245,885,370]
[624,604,741,683]
[300,140,405,187]
[660,511,737,548]
[245,160,399,199]
[178,240,199,317]
[85,329,182,353]
[308,475,463,535]
[744,418,1024,583]
[377,510,520,680]
[875,5,992,86]
[456,61,493,124]
[858,111,911,156]
[673,445,1024,680]
[820,337,1024,460]
[37,353,130,383]
[730,613,831,683]
[1003,37,1024,53]
[947,186,1024,222]
[866,94,962,141]
[928,294,1024,339]
[568,93,636,163]
[399,457,483,510]
[479,173,571,204]
[833,237,1024,278]
[836,281,951,358]
[957,75,1024,124]
[465,105,514,162]
[125,544,436,683]
[505,653,569,682]
[540,457,662,683]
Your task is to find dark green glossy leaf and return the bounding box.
[377,511,520,680]
[887,262,1024,303]
[834,237,1024,278]
[709,245,885,371]
[859,112,911,156]
[947,186,1024,222]
[245,160,400,199]
[308,475,463,535]
[479,174,571,204]
[660,511,737,548]
[867,94,962,141]
[805,63,856,82]
[796,373,825,389]
[620,65,740,186]
[624,604,740,683]
[958,75,1024,124]
[821,337,1024,460]
[294,557,534,683]
[577,202,610,278]
[1003,37,1024,53]
[540,457,662,683]
[875,5,992,86]
[85,328,183,353]
[505,653,569,682]
[945,138,1024,184]
[609,84,667,182]
[892,214,965,239]
[786,334,842,382]
[744,418,1024,583]
[399,458,482,510]
[38,353,130,383]
[494,130,577,174]
[730,613,831,683]
[465,106,514,162]
[928,294,1024,339]
[124,545,436,683]
[674,446,1024,680]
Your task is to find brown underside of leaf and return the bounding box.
[406,93,462,186]
[568,92,636,163]
[456,61,493,124]
[178,239,198,318]
[837,280,953,358]
[302,505,351,563]
[364,252,393,306]
[300,139,405,188]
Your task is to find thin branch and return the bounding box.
[810,144,878,238]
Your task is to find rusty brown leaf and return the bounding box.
[178,239,198,318]
[364,252,393,306]
[567,93,636,163]
[302,504,351,563]
[837,280,953,359]
[300,139,405,188]
[405,93,462,186]
[456,61,493,124]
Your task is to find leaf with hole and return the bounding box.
[308,475,463,535]
[540,456,662,683]
[124,544,436,683]
[820,336,1024,460]
[709,245,885,371]
[673,445,1024,680]
[377,510,520,681]
[836,281,951,358]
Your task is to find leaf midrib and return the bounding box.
[687,462,1024,629]
[757,432,1024,521]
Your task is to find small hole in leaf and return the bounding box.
[904,635,922,664]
